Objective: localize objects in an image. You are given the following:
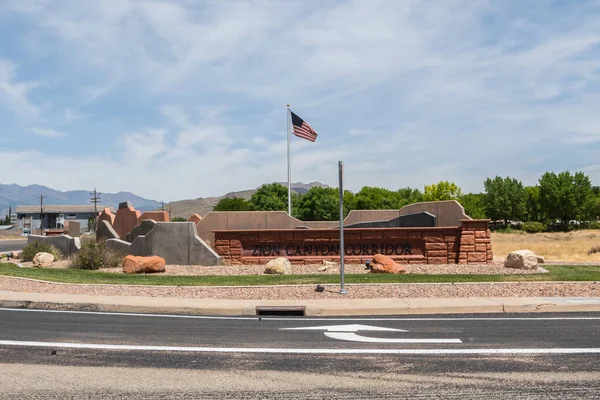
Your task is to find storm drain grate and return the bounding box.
[255,306,306,317]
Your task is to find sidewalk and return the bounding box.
[1,290,600,316]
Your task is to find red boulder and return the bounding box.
[122,255,166,274]
[370,254,407,274]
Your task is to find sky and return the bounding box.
[1,0,600,202]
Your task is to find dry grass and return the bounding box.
[492,230,600,262]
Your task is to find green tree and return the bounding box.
[343,190,357,213]
[397,187,424,207]
[249,183,289,211]
[538,171,593,228]
[524,186,544,222]
[171,216,187,222]
[423,181,462,201]
[353,187,400,210]
[483,176,527,225]
[87,217,96,232]
[458,193,487,219]
[585,186,600,222]
[587,194,600,222]
[214,197,251,211]
[293,187,348,221]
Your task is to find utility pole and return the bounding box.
[39,194,46,234]
[90,188,102,232]
[90,188,102,216]
[161,201,165,211]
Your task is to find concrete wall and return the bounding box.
[27,235,81,257]
[195,201,470,246]
[105,222,220,266]
[344,212,436,229]
[398,201,471,227]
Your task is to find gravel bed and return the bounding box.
[9,259,543,275]
[96,260,542,276]
[0,276,598,300]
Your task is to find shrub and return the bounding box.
[587,222,600,230]
[521,221,547,233]
[171,217,187,222]
[71,238,125,270]
[491,225,523,234]
[21,242,63,262]
[588,245,600,255]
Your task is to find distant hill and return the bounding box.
[0,182,329,220]
[167,182,329,219]
[0,183,161,217]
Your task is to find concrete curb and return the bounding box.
[1,291,600,316]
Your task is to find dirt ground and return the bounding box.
[491,230,600,262]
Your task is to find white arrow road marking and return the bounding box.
[282,324,407,332]
[323,332,462,344]
[281,324,462,344]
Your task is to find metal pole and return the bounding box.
[287,105,292,216]
[39,194,45,235]
[338,161,348,295]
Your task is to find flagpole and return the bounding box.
[287,104,292,216]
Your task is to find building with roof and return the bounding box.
[15,205,116,233]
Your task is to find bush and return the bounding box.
[490,224,523,234]
[521,221,547,233]
[21,242,63,262]
[587,222,600,230]
[171,217,187,222]
[588,245,600,255]
[71,238,125,270]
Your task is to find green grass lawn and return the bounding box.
[0,263,599,286]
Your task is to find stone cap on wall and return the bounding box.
[460,219,491,229]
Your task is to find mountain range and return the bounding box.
[0,182,328,219]
[0,184,162,216]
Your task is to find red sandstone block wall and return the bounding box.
[213,223,493,265]
[457,219,493,264]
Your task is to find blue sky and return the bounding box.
[1,0,600,201]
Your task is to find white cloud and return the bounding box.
[2,0,600,200]
[347,129,370,137]
[30,127,67,137]
[64,108,89,122]
[0,59,39,118]
[121,129,168,164]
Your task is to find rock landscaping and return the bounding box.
[32,252,54,268]
[122,255,166,274]
[505,250,542,270]
[263,257,292,275]
[367,254,406,274]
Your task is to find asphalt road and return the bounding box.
[0,309,599,398]
[0,239,26,252]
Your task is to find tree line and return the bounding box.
[213,171,600,231]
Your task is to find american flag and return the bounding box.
[291,111,318,142]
